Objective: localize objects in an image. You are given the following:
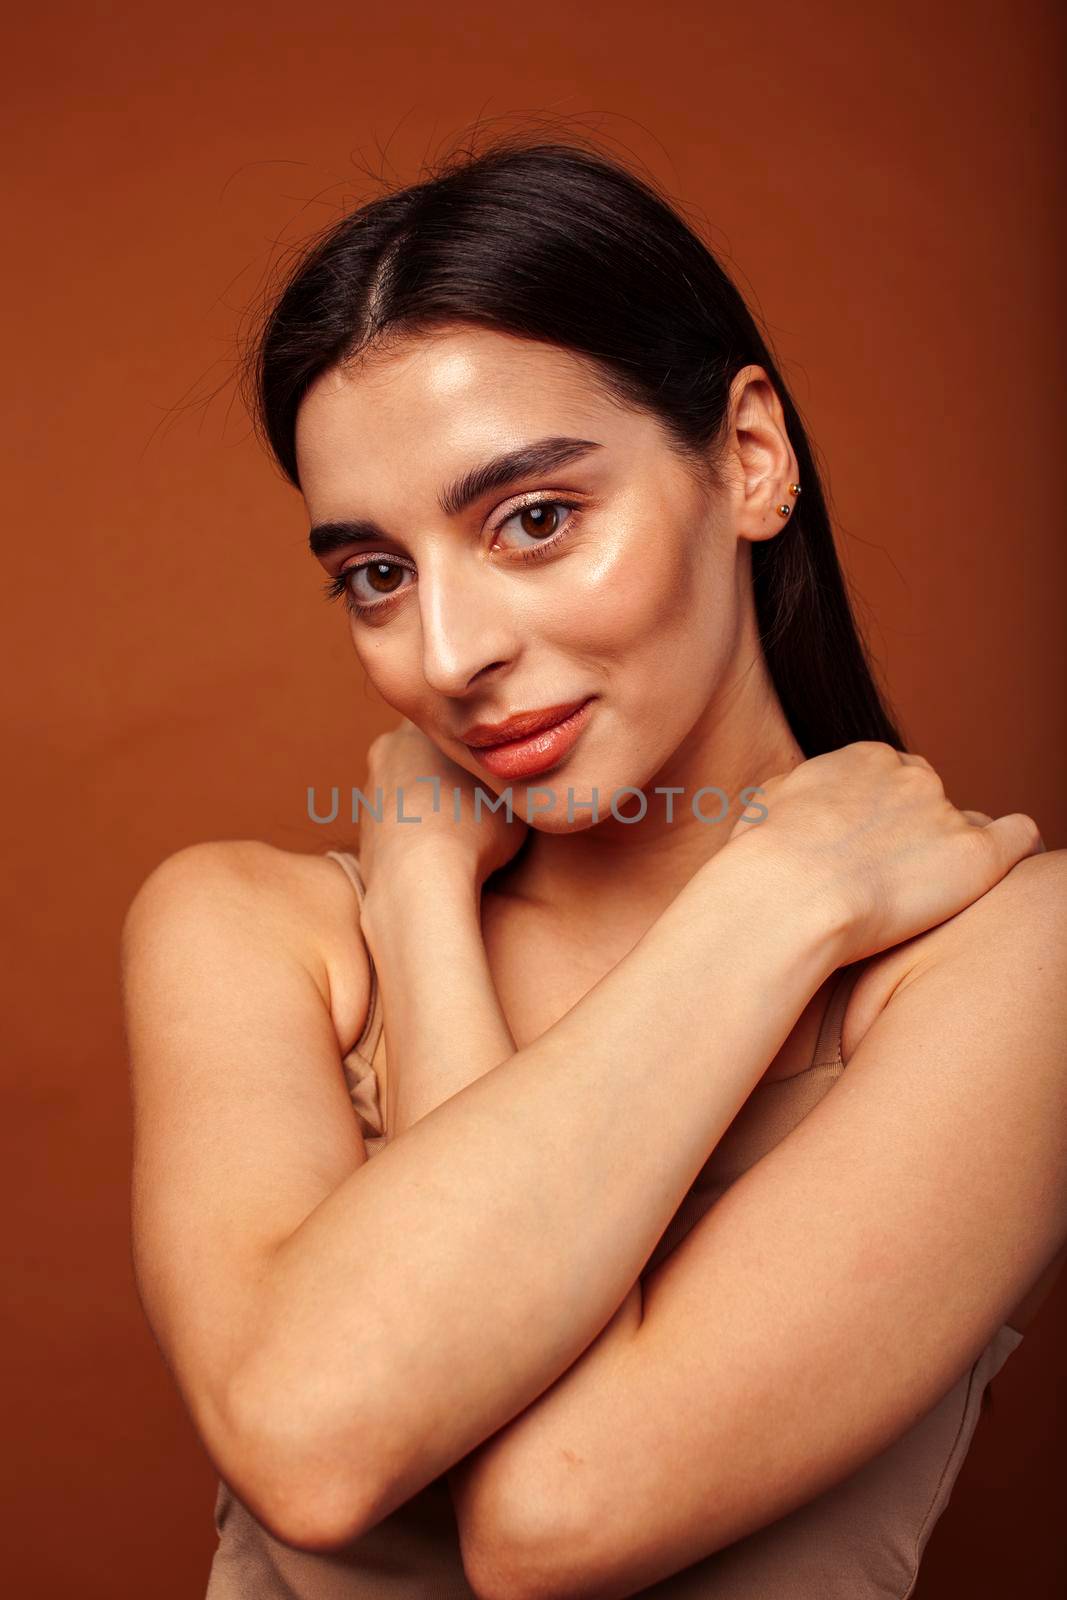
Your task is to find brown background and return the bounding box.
[3,2,1064,1595]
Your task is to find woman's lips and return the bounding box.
[467,698,595,779]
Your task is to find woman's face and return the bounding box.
[296,324,750,831]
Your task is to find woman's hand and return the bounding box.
[724,741,1044,966]
[356,717,529,893]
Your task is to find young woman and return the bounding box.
[122,138,1066,1599]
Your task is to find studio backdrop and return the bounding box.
[3,3,1064,1597]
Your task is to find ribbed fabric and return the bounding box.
[205,849,1023,1598]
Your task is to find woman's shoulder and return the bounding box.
[123,839,374,1056]
[840,846,1067,1066]
[125,838,365,926]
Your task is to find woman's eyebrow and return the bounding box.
[438,435,603,517]
[308,435,603,558]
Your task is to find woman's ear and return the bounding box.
[725,365,800,546]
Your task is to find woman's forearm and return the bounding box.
[363,846,519,1137]
[237,842,842,1537]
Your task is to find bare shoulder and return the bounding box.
[842,846,1067,1066]
[122,839,373,1056]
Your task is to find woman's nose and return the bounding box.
[417,561,518,695]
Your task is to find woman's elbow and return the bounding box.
[454,1451,584,1600]
[221,1357,383,1553]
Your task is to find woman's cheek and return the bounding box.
[351,635,420,717]
[551,533,693,654]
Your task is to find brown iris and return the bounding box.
[518,504,562,538]
[365,560,405,595]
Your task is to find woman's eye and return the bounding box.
[356,560,409,599]
[495,500,574,548]
[325,558,414,615]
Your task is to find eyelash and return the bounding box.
[322,498,585,618]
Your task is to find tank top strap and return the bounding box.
[324,846,368,903]
[810,963,862,1069]
[323,849,384,1064]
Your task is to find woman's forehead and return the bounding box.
[303,325,612,425]
[295,330,646,505]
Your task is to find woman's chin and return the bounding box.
[522,805,602,835]
[508,774,641,834]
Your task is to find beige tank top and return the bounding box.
[205,848,1024,1599]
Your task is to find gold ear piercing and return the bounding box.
[776,482,802,517]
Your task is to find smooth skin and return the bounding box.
[122,327,1067,1599]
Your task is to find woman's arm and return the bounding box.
[452,850,1067,1600]
[352,831,1066,1598]
[231,837,838,1545]
[359,842,519,1138]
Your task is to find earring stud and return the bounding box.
[776,481,802,517]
